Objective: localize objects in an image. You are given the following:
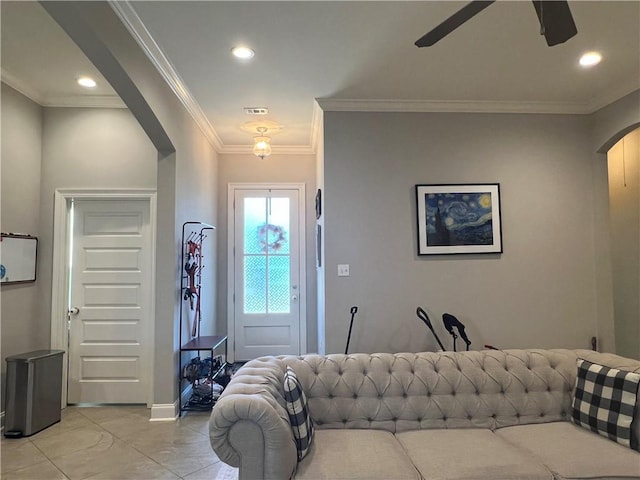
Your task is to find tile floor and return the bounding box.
[1,406,239,480]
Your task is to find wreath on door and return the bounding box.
[257,223,286,252]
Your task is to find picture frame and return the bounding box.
[415,184,502,255]
[0,233,38,284]
[316,224,322,268]
[315,189,322,219]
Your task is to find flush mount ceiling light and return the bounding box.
[253,127,272,159]
[77,76,97,88]
[579,51,602,67]
[241,120,283,158]
[231,46,255,60]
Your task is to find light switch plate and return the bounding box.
[338,264,350,277]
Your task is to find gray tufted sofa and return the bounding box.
[209,349,640,480]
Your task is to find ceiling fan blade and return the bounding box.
[532,1,577,46]
[415,1,495,47]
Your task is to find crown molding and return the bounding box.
[316,98,594,115]
[110,1,224,151]
[43,96,126,108]
[219,144,316,156]
[110,1,319,155]
[317,84,640,116]
[585,80,640,114]
[2,69,125,108]
[1,69,44,105]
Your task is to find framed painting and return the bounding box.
[415,184,502,255]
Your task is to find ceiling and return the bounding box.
[0,2,122,107]
[2,1,639,153]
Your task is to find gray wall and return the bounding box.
[174,128,218,387]
[217,153,317,353]
[43,1,221,406]
[0,86,158,413]
[323,111,599,354]
[36,107,158,347]
[0,83,44,412]
[4,0,220,410]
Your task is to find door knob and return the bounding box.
[68,307,80,315]
[292,295,298,301]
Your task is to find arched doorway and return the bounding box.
[607,127,640,359]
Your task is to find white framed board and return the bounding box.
[0,234,38,284]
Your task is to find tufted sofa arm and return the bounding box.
[209,357,297,480]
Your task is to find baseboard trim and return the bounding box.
[149,385,193,421]
[149,402,178,422]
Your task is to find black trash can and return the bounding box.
[4,350,65,437]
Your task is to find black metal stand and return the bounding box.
[178,221,228,414]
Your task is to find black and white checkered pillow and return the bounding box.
[571,358,640,448]
[283,366,314,461]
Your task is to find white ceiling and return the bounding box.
[0,1,122,107]
[2,1,639,152]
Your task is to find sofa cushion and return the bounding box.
[284,366,314,461]
[495,422,640,479]
[295,429,420,480]
[396,428,553,480]
[571,359,640,448]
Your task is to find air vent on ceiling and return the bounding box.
[244,107,269,115]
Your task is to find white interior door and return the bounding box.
[67,199,152,404]
[232,188,302,360]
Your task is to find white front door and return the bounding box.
[67,199,152,404]
[232,188,303,361]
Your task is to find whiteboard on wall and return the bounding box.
[0,234,38,284]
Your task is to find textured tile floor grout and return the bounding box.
[1,406,238,480]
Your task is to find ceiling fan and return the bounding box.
[415,1,577,48]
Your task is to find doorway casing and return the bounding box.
[50,188,157,407]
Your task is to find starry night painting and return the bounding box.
[416,184,502,255]
[426,192,493,246]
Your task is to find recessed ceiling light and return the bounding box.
[579,51,602,68]
[231,46,255,60]
[77,76,97,88]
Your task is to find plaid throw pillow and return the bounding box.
[283,366,314,461]
[571,358,640,448]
